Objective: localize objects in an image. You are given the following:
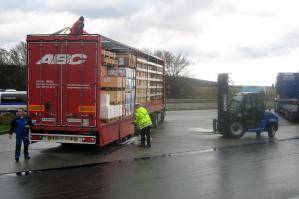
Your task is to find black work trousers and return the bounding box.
[140,126,151,147]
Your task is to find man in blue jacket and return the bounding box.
[9,108,34,162]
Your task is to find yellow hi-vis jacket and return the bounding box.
[135,107,152,129]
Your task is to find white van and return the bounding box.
[0,90,27,114]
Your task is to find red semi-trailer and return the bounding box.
[27,34,165,147]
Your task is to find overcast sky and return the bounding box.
[1,0,299,85]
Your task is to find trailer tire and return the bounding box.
[268,124,277,138]
[161,111,166,123]
[151,112,158,128]
[229,121,245,138]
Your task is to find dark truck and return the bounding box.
[275,73,299,122]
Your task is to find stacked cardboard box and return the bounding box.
[101,77,125,88]
[101,90,125,104]
[117,53,137,67]
[102,49,116,59]
[102,49,118,66]
[101,66,125,88]
[100,91,124,119]
[100,63,126,120]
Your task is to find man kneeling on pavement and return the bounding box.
[9,107,34,162]
[134,103,152,147]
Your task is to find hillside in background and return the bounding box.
[166,76,276,102]
[166,76,217,100]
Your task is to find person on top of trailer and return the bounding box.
[70,16,85,35]
[134,103,152,147]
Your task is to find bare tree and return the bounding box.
[0,41,27,90]
[8,41,27,66]
[155,50,190,77]
[141,48,154,56]
[0,48,10,65]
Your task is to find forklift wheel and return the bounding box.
[229,122,245,138]
[213,119,218,132]
[268,124,277,138]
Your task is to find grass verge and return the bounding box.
[0,124,10,135]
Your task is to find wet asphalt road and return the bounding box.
[2,138,299,199]
[1,110,299,199]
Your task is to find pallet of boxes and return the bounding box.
[100,50,136,122]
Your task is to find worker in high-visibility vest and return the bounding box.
[134,103,152,147]
[70,16,85,35]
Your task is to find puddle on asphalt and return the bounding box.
[0,171,33,179]
[190,128,215,134]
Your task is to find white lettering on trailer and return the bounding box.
[36,54,87,65]
[36,80,58,89]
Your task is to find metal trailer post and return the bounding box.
[217,73,230,137]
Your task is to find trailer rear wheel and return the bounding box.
[268,124,277,138]
[161,111,166,123]
[213,119,218,132]
[229,122,245,138]
[151,112,158,128]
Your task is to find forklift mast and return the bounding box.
[217,73,230,136]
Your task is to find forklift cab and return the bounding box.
[229,93,265,128]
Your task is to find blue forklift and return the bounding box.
[213,74,279,138]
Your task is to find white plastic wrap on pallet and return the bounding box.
[100,94,110,107]
[124,103,135,116]
[100,106,111,119]
[126,79,135,89]
[125,104,131,116]
[107,105,123,118]
[125,92,135,104]
[125,68,135,79]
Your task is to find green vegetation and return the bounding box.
[0,124,10,134]
[0,113,15,134]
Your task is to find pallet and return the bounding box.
[110,101,125,105]
[100,87,125,91]
[102,62,118,67]
[100,116,121,123]
[123,115,134,119]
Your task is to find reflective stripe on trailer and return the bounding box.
[29,105,45,112]
[30,133,96,144]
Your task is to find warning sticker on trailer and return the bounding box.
[41,118,56,122]
[78,106,95,113]
[29,105,45,112]
[67,118,82,123]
